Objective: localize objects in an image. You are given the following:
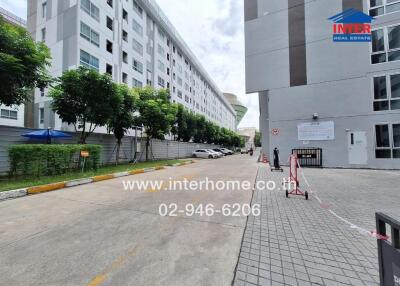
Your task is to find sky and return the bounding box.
[0,0,259,129]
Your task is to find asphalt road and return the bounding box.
[0,154,259,286]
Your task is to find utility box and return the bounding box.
[376,212,400,286]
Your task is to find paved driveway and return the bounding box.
[0,155,258,286]
[234,166,400,286]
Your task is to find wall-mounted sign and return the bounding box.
[271,128,279,136]
[80,151,89,157]
[298,121,335,141]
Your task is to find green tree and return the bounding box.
[108,84,137,164]
[49,67,120,144]
[193,114,207,143]
[135,87,177,160]
[254,131,262,147]
[0,16,51,106]
[172,104,188,141]
[204,121,217,144]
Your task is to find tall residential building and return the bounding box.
[223,93,248,128]
[245,0,400,169]
[0,7,27,128]
[27,0,236,133]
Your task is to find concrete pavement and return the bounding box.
[0,154,259,286]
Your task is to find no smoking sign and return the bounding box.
[271,128,279,136]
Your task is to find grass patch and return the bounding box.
[0,159,185,193]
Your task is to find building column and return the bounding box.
[259,90,270,159]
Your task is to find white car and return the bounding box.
[206,149,223,158]
[192,149,218,159]
[221,148,234,155]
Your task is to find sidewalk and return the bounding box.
[233,166,387,286]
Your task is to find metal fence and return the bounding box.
[292,148,323,168]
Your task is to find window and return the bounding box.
[369,0,400,16]
[132,39,143,55]
[132,19,143,36]
[158,76,165,87]
[133,1,143,18]
[122,30,128,42]
[158,44,164,56]
[80,22,99,47]
[122,72,128,84]
[40,87,45,97]
[42,1,47,18]
[158,28,165,40]
[106,40,113,53]
[122,51,128,64]
[106,64,113,76]
[80,50,99,70]
[106,17,113,31]
[177,77,182,86]
[158,60,165,73]
[0,109,17,120]
[39,108,44,124]
[167,67,170,75]
[133,58,143,74]
[371,25,400,64]
[132,78,143,88]
[177,90,183,98]
[81,0,99,21]
[122,9,128,22]
[373,74,400,110]
[375,124,400,158]
[107,0,113,8]
[41,28,46,42]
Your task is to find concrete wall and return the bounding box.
[0,125,220,175]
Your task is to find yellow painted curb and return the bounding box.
[27,182,66,195]
[129,169,145,175]
[92,174,114,182]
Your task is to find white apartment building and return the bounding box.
[27,0,236,132]
[0,7,27,128]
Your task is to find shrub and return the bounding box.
[8,144,102,177]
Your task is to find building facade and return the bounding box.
[27,0,236,132]
[0,7,27,128]
[245,0,400,169]
[223,93,248,128]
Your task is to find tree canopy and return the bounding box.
[0,16,51,106]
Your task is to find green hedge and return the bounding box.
[8,144,102,177]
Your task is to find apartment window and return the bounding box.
[173,86,176,93]
[42,1,47,18]
[81,0,99,22]
[375,124,400,158]
[0,109,17,120]
[177,77,182,86]
[106,64,113,76]
[107,17,113,31]
[39,108,44,124]
[184,83,189,91]
[122,73,128,84]
[177,90,182,98]
[132,39,143,55]
[167,53,170,61]
[80,22,99,47]
[122,9,128,22]
[133,1,143,18]
[158,44,164,56]
[132,59,143,74]
[158,60,165,73]
[80,50,99,70]
[167,67,170,75]
[132,78,143,88]
[158,28,165,40]
[178,64,183,73]
[122,51,128,64]
[107,0,113,8]
[41,28,46,42]
[373,74,400,110]
[40,87,45,97]
[158,76,165,88]
[106,40,113,53]
[369,0,400,17]
[132,19,143,36]
[371,25,400,64]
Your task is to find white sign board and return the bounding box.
[298,121,335,141]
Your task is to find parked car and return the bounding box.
[240,149,249,154]
[221,148,234,155]
[207,149,223,158]
[213,148,229,155]
[192,149,218,159]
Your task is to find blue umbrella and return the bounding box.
[22,128,72,144]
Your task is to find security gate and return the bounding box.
[292,148,322,168]
[376,213,400,286]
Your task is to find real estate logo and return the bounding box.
[328,9,374,42]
